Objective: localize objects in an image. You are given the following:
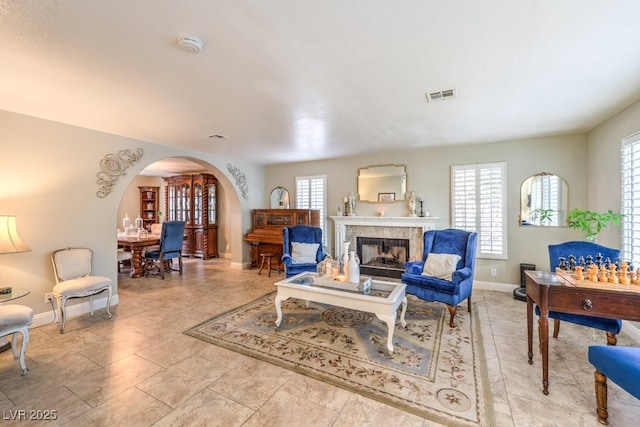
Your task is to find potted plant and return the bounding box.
[566,209,624,242]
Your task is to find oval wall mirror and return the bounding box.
[520,173,568,227]
[270,186,290,209]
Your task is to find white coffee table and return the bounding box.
[274,272,407,353]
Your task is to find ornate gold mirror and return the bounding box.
[270,186,290,209]
[519,173,568,226]
[357,164,407,202]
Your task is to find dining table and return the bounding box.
[117,234,161,278]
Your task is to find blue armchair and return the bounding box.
[282,225,328,278]
[537,241,622,344]
[401,228,478,327]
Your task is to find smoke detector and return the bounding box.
[177,35,203,54]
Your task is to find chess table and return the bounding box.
[525,270,640,395]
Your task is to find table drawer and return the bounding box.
[549,289,640,319]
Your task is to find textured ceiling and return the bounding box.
[2,1,640,167]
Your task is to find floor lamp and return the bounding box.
[0,215,31,352]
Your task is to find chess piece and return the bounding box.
[598,265,608,282]
[608,264,619,283]
[578,256,586,268]
[575,266,584,281]
[595,252,603,268]
[587,264,598,282]
[633,268,640,285]
[619,261,630,285]
[568,255,576,271]
[558,257,567,270]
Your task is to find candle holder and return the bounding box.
[419,200,425,217]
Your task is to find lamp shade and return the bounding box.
[0,215,31,254]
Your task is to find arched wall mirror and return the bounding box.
[270,186,290,209]
[520,173,568,226]
[358,164,407,202]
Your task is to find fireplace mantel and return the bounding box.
[330,215,440,261]
[330,216,440,229]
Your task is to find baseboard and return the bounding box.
[228,261,246,270]
[622,321,640,343]
[474,280,518,293]
[31,294,120,329]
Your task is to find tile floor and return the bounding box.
[1,258,639,426]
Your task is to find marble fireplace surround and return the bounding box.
[330,216,440,263]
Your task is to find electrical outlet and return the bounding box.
[44,292,53,304]
[491,268,497,277]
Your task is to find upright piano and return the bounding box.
[245,209,321,269]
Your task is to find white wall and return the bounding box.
[0,110,264,317]
[266,134,589,285]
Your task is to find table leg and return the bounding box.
[400,296,407,328]
[527,295,533,364]
[539,309,550,395]
[274,294,289,327]
[129,247,145,278]
[377,311,398,353]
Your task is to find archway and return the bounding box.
[117,156,245,271]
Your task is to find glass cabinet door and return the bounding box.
[167,184,176,221]
[180,183,190,223]
[208,183,216,224]
[194,183,203,225]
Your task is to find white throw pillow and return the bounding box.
[291,242,319,264]
[421,253,462,280]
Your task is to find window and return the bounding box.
[621,132,640,265]
[295,175,327,243]
[451,162,507,259]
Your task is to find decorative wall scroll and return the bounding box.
[96,148,144,198]
[227,163,249,201]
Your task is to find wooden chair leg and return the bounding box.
[446,305,458,328]
[267,256,272,277]
[594,369,609,425]
[259,255,266,275]
[553,319,561,338]
[606,332,617,346]
[467,297,472,313]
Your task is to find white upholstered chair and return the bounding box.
[117,249,132,272]
[51,247,113,333]
[0,304,34,375]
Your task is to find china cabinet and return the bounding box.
[138,186,159,231]
[164,173,218,259]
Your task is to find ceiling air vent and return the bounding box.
[426,88,456,102]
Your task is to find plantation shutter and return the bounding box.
[451,162,507,259]
[621,132,640,265]
[295,175,327,243]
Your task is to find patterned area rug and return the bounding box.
[185,292,493,426]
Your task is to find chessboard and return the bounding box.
[555,266,640,293]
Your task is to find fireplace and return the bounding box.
[357,237,409,278]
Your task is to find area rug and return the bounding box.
[185,292,493,426]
